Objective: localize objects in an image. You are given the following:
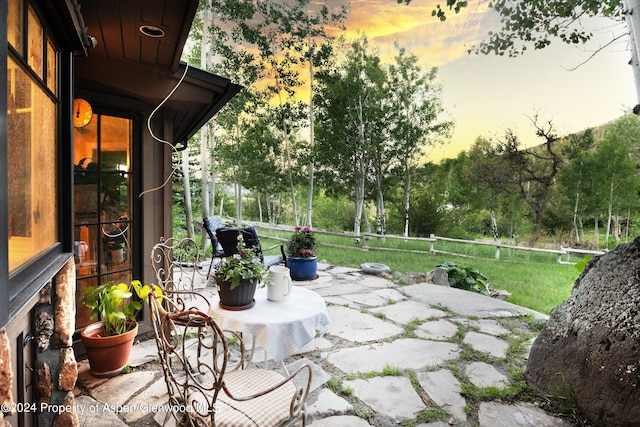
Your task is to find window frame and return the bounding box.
[1,0,74,328]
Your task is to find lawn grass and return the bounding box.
[260,230,581,315]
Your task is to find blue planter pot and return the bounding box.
[287,256,317,281]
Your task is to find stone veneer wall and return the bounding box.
[0,258,79,426]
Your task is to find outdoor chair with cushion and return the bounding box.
[148,286,312,426]
[203,216,226,256]
[203,218,286,274]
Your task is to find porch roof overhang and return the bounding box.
[73,0,241,147]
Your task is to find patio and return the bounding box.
[73,262,571,427]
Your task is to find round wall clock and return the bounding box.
[73,98,93,128]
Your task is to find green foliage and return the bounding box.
[286,226,317,257]
[403,0,623,57]
[212,234,270,289]
[435,262,490,295]
[82,280,162,336]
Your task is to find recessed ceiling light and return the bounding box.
[139,25,165,38]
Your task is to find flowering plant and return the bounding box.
[213,235,269,290]
[286,226,317,258]
[82,280,163,336]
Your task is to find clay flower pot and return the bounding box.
[80,321,138,378]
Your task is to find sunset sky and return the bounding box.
[328,0,636,162]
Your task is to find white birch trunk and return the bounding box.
[402,165,411,238]
[305,50,315,228]
[623,0,640,109]
[605,177,614,248]
[181,149,194,239]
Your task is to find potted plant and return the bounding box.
[80,280,162,377]
[286,226,318,281]
[213,234,270,310]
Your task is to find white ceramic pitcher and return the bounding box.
[268,265,292,301]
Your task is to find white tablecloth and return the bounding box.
[209,286,331,363]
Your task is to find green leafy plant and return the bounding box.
[213,234,270,290]
[286,226,317,258]
[436,261,490,295]
[82,279,162,336]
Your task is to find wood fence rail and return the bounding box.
[251,223,605,265]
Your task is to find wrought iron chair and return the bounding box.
[148,286,312,426]
[150,237,206,293]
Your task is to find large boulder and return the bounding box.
[525,238,640,427]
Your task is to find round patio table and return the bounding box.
[209,285,331,364]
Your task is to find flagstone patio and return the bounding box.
[74,262,572,426]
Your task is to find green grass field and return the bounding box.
[259,230,582,315]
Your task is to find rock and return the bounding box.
[525,237,640,427]
[432,267,450,287]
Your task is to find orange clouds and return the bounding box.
[335,0,495,67]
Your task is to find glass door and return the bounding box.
[73,113,134,330]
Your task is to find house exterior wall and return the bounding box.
[0,258,79,426]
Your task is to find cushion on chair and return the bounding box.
[215,369,297,427]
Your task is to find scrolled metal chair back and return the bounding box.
[148,287,233,426]
[150,237,203,294]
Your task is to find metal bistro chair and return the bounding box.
[148,286,312,426]
[151,237,205,294]
[203,217,286,275]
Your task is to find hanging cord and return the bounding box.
[139,62,190,198]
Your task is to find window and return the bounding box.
[74,114,134,330]
[7,0,59,274]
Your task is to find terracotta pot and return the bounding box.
[215,277,258,310]
[287,256,317,281]
[80,321,138,378]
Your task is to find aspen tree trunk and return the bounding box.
[305,46,315,228]
[402,164,411,238]
[605,177,614,249]
[623,0,640,108]
[181,149,194,239]
[353,95,367,239]
[199,8,214,250]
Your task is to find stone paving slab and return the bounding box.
[418,369,467,422]
[284,358,330,393]
[75,396,127,426]
[359,275,395,288]
[327,305,404,342]
[464,331,510,358]
[372,288,407,302]
[124,376,169,423]
[402,283,548,320]
[89,370,157,407]
[466,361,510,388]
[416,319,460,340]
[370,300,448,324]
[127,338,160,367]
[478,402,571,426]
[326,338,460,374]
[308,415,371,426]
[469,319,511,336]
[342,292,389,307]
[345,376,425,421]
[315,283,370,297]
[307,389,353,418]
